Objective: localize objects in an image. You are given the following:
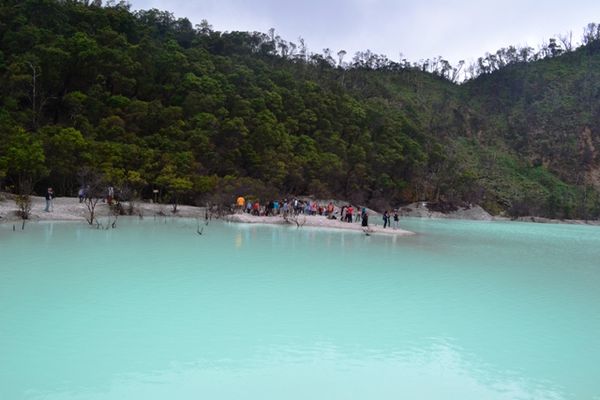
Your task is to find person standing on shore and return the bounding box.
[78,187,85,203]
[236,195,245,213]
[383,210,390,228]
[393,210,399,229]
[282,200,289,216]
[326,202,334,218]
[346,205,354,223]
[361,208,369,227]
[44,187,55,212]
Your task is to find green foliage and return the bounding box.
[156,164,193,212]
[1,127,48,192]
[0,1,598,218]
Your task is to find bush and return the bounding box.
[15,194,32,219]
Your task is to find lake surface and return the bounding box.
[1,217,599,400]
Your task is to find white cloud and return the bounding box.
[127,0,600,65]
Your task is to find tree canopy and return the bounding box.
[0,0,599,219]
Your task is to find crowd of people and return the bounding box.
[75,185,118,205]
[235,196,402,229]
[38,189,401,229]
[41,185,116,213]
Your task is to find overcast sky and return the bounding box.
[127,0,600,65]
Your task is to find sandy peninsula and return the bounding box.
[224,213,415,236]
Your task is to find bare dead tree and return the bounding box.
[26,62,55,129]
[283,213,306,228]
[78,168,107,226]
[15,181,33,220]
[84,195,102,225]
[558,31,574,52]
[27,62,39,129]
[117,184,142,217]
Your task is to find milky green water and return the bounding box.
[1,217,599,400]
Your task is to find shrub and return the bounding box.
[15,194,32,219]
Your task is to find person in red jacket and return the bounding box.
[252,201,260,216]
[346,205,354,223]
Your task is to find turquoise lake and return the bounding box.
[1,217,599,400]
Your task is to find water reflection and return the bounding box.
[235,231,243,248]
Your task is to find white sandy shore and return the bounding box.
[224,213,415,236]
[0,194,415,236]
[3,194,596,229]
[0,194,205,224]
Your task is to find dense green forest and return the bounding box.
[1,0,600,219]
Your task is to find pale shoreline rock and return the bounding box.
[399,202,494,220]
[398,201,600,225]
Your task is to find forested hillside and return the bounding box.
[1,0,599,219]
